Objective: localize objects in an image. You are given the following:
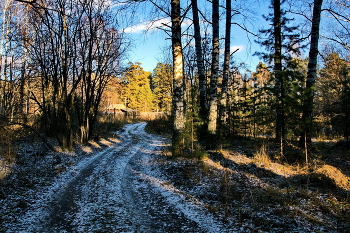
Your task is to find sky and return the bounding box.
[118,1,270,73]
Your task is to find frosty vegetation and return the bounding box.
[0,0,350,232]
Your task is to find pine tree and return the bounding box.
[252,62,273,137]
[122,62,154,112]
[317,52,350,146]
[255,0,303,155]
[151,63,173,112]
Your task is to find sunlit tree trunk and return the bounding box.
[219,0,231,145]
[0,0,12,116]
[61,10,74,151]
[273,0,285,155]
[207,0,219,149]
[191,0,207,117]
[171,0,186,156]
[300,0,323,149]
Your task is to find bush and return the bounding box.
[95,115,128,136]
[145,116,172,136]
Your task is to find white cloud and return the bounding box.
[123,18,193,34]
[124,18,171,34]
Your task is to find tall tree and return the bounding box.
[207,0,219,148]
[255,0,303,155]
[25,0,123,150]
[151,63,173,112]
[218,0,232,143]
[317,52,349,145]
[76,1,123,143]
[171,0,186,156]
[273,0,285,155]
[191,0,207,117]
[300,0,323,149]
[122,62,154,112]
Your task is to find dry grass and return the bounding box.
[316,164,350,190]
[253,144,271,165]
[0,124,22,180]
[166,140,350,231]
[221,143,350,190]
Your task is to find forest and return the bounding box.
[0,0,347,154]
[0,0,350,231]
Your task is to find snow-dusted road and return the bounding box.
[12,122,224,232]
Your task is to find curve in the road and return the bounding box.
[12,122,228,233]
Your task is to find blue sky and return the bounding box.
[120,1,269,73]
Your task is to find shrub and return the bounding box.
[144,116,172,136]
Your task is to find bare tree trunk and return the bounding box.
[207,0,219,149]
[191,0,207,117]
[273,0,285,155]
[300,0,323,150]
[171,0,186,156]
[219,0,231,145]
[0,0,11,116]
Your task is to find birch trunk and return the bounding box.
[219,0,231,142]
[207,0,219,148]
[0,0,12,114]
[300,0,323,149]
[191,0,207,117]
[171,0,186,156]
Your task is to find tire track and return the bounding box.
[13,122,225,232]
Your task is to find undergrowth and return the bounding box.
[159,136,350,232]
[144,116,172,136]
[96,115,133,138]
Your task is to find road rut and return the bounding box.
[15,122,208,232]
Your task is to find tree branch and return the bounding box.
[149,0,170,17]
[13,0,36,4]
[231,22,260,37]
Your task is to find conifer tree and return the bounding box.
[255,0,303,155]
[122,62,154,112]
[151,63,173,112]
[317,52,349,146]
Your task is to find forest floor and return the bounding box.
[0,122,349,232]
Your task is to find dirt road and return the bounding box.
[12,122,223,232]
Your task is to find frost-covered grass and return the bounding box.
[156,139,350,232]
[1,121,349,232]
[0,134,121,231]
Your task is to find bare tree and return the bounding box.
[25,0,124,150]
[75,0,123,143]
[322,0,350,52]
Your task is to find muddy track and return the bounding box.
[12,122,214,233]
